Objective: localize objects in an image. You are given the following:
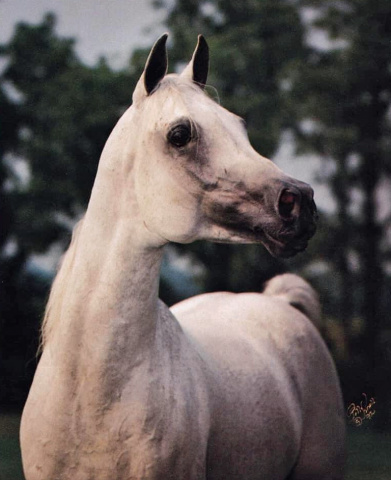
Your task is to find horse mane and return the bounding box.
[40,219,84,349]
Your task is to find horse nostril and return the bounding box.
[278,189,298,218]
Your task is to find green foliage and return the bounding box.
[0,14,135,410]
[2,14,135,252]
[294,1,391,314]
[293,0,391,426]
[158,0,305,155]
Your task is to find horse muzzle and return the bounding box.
[201,174,318,256]
[261,179,318,258]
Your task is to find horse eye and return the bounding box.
[167,124,192,147]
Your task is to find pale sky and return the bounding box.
[0,0,167,68]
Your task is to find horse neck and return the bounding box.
[44,107,164,368]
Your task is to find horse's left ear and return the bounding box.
[181,35,209,89]
[133,33,168,103]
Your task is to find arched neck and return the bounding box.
[48,108,166,368]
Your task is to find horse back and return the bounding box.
[172,286,345,479]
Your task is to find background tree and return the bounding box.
[293,0,391,426]
[0,14,135,409]
[2,14,134,252]
[0,74,34,408]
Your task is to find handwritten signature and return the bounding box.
[347,393,376,426]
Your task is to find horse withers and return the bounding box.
[21,35,345,480]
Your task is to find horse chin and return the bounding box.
[204,217,314,257]
[207,228,308,257]
[261,231,310,259]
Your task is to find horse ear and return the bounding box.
[144,33,168,94]
[181,35,209,89]
[133,34,168,102]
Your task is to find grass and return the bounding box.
[0,414,24,480]
[346,424,391,480]
[1,414,391,480]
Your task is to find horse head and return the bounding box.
[118,34,317,257]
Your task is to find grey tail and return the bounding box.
[263,273,321,329]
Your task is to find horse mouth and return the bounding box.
[213,223,314,258]
[262,230,311,258]
[203,194,317,256]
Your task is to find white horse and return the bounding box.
[21,35,345,480]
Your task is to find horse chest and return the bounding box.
[27,382,209,480]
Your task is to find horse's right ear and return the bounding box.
[133,34,168,103]
[181,35,209,89]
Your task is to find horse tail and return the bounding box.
[263,273,321,329]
